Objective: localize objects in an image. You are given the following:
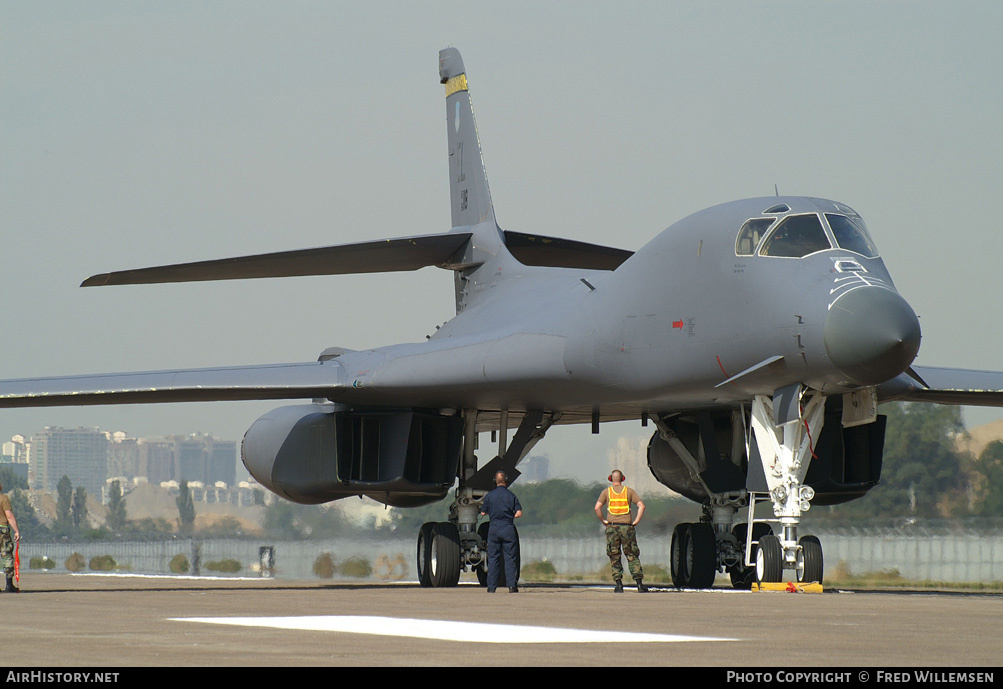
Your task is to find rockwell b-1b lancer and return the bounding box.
[4,48,1003,590]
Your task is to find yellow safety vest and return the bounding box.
[607,486,630,516]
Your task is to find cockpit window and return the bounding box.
[759,214,832,258]
[826,213,879,258]
[735,218,774,255]
[833,202,860,217]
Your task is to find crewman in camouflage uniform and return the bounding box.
[0,481,21,593]
[594,470,647,593]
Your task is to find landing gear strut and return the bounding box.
[747,386,826,584]
[659,385,830,588]
[729,521,772,589]
[415,408,552,587]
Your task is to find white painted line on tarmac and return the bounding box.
[172,615,737,644]
[70,572,264,581]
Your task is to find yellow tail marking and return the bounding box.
[445,74,468,97]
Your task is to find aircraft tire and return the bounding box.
[755,534,784,583]
[669,523,689,588]
[796,535,824,584]
[417,522,435,587]
[684,522,717,589]
[428,522,461,587]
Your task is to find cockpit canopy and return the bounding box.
[735,203,879,259]
[760,214,831,258]
[824,213,879,258]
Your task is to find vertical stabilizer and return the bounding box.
[438,48,518,316]
[439,48,496,229]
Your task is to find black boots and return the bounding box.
[4,574,18,593]
[614,579,647,592]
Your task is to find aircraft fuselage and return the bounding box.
[337,196,921,419]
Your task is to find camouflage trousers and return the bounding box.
[0,526,13,575]
[605,524,643,582]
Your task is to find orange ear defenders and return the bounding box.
[608,470,625,482]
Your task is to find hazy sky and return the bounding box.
[3,2,1003,483]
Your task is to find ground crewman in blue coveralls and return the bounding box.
[479,470,522,593]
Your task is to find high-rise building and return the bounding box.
[21,425,238,495]
[140,439,177,484]
[31,427,108,496]
[207,439,237,485]
[106,432,141,478]
[140,434,237,487]
[2,435,28,464]
[0,435,29,485]
[177,437,207,483]
[607,435,679,497]
[520,455,551,483]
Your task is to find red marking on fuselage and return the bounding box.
[716,355,740,388]
[672,320,684,329]
[716,355,729,377]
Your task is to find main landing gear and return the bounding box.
[662,385,830,589]
[415,518,522,588]
[415,409,550,588]
[417,521,462,588]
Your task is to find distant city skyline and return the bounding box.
[2,425,240,500]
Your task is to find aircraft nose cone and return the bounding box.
[824,287,921,385]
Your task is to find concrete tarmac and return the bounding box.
[2,574,1000,667]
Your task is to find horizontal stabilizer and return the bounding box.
[503,231,632,271]
[82,232,472,287]
[0,361,346,407]
[878,365,1003,407]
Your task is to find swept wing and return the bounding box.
[80,232,473,286]
[879,365,1003,407]
[80,230,632,288]
[0,361,346,408]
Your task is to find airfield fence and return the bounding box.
[18,527,1003,584]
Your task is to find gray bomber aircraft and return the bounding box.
[4,47,1003,589]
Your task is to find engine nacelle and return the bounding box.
[646,411,748,503]
[646,432,711,503]
[647,400,885,506]
[242,404,463,506]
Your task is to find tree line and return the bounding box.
[2,402,1000,541]
[0,469,204,541]
[818,403,1003,521]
